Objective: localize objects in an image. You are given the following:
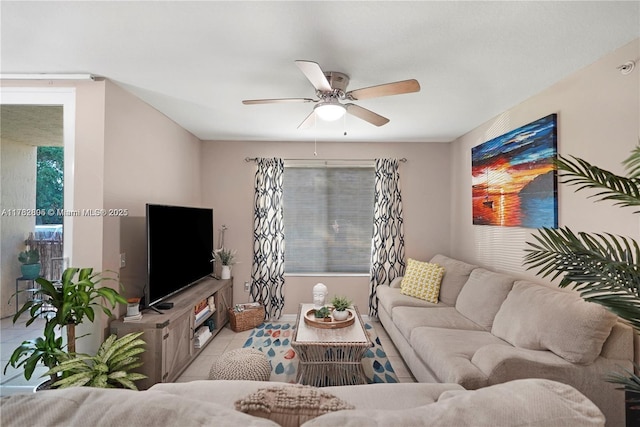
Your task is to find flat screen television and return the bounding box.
[146,204,213,307]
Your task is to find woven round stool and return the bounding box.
[209,348,271,381]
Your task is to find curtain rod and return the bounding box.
[244,157,407,163]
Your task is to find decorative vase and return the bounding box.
[221,265,231,279]
[332,309,349,321]
[21,263,41,280]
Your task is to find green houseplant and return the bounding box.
[212,247,237,266]
[524,144,640,398]
[314,306,331,321]
[14,267,126,353]
[18,246,41,279]
[45,332,147,390]
[212,247,237,279]
[331,295,352,311]
[331,295,352,321]
[5,267,127,384]
[4,331,64,383]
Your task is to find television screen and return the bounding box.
[146,204,213,306]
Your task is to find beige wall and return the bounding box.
[200,140,450,313]
[0,79,202,352]
[103,80,203,309]
[449,38,640,281]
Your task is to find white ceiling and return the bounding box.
[1,1,639,143]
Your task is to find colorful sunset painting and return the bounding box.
[471,114,557,228]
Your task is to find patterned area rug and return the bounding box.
[242,321,398,384]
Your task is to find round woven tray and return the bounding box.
[303,308,355,329]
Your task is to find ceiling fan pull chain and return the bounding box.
[343,113,347,136]
[314,116,318,156]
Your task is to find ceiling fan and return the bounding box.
[242,60,420,129]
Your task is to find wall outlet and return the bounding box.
[120,253,126,268]
[244,281,250,292]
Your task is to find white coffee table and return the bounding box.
[291,303,372,386]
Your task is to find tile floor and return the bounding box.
[0,313,415,396]
[176,314,416,383]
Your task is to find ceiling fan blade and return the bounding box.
[297,110,317,129]
[345,104,390,127]
[347,79,420,100]
[242,98,315,105]
[295,60,332,92]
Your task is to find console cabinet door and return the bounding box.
[214,282,233,330]
[162,311,192,382]
[110,323,162,390]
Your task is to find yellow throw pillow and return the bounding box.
[400,259,445,303]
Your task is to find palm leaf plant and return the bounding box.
[46,332,147,390]
[524,144,640,399]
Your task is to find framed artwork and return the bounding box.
[471,114,557,228]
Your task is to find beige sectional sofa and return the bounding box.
[376,254,635,427]
[1,378,606,426]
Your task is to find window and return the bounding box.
[283,164,375,274]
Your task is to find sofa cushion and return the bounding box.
[429,254,477,305]
[377,286,446,317]
[235,384,354,427]
[153,380,464,411]
[0,386,280,427]
[455,268,515,331]
[324,383,464,409]
[400,259,445,303]
[302,379,605,427]
[492,281,618,364]
[410,326,511,389]
[392,306,484,340]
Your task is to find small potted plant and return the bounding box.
[212,247,237,279]
[331,295,352,321]
[314,306,331,322]
[18,246,41,279]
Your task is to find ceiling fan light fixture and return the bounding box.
[314,102,346,121]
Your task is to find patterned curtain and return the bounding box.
[251,158,286,319]
[369,158,406,316]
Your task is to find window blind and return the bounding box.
[283,166,375,274]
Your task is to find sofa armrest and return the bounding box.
[389,276,403,288]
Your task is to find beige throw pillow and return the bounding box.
[235,384,354,427]
[492,280,617,364]
[455,268,515,330]
[429,254,477,305]
[400,259,445,303]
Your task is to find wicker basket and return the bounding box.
[228,306,265,332]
